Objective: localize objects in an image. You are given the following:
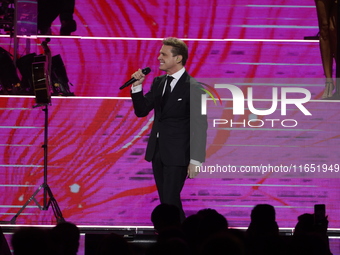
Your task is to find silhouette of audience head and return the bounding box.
[196,208,229,238]
[184,208,229,251]
[50,221,80,255]
[294,213,315,236]
[247,204,278,236]
[149,205,213,255]
[151,203,181,233]
[182,209,244,255]
[250,203,276,222]
[246,204,281,255]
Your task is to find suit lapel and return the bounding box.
[155,75,167,111]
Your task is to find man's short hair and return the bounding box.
[163,37,188,66]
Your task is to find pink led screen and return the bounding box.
[1,0,339,230]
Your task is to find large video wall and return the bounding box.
[1,0,339,229]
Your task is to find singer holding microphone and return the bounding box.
[127,37,207,221]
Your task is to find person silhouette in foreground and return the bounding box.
[245,204,283,255]
[50,221,80,255]
[147,203,188,255]
[181,208,231,254]
[151,203,182,234]
[289,213,332,255]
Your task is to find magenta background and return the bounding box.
[1,0,340,233]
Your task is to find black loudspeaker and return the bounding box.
[32,54,51,105]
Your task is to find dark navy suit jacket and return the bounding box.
[131,71,207,166]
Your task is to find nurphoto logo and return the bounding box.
[201,84,312,128]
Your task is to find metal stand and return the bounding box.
[10,104,65,224]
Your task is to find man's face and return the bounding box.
[158,45,181,74]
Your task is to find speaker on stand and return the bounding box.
[8,39,64,224]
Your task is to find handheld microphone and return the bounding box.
[119,67,151,90]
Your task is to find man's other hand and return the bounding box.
[187,163,199,179]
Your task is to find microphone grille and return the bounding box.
[142,67,151,75]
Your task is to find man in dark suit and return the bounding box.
[130,37,207,220]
